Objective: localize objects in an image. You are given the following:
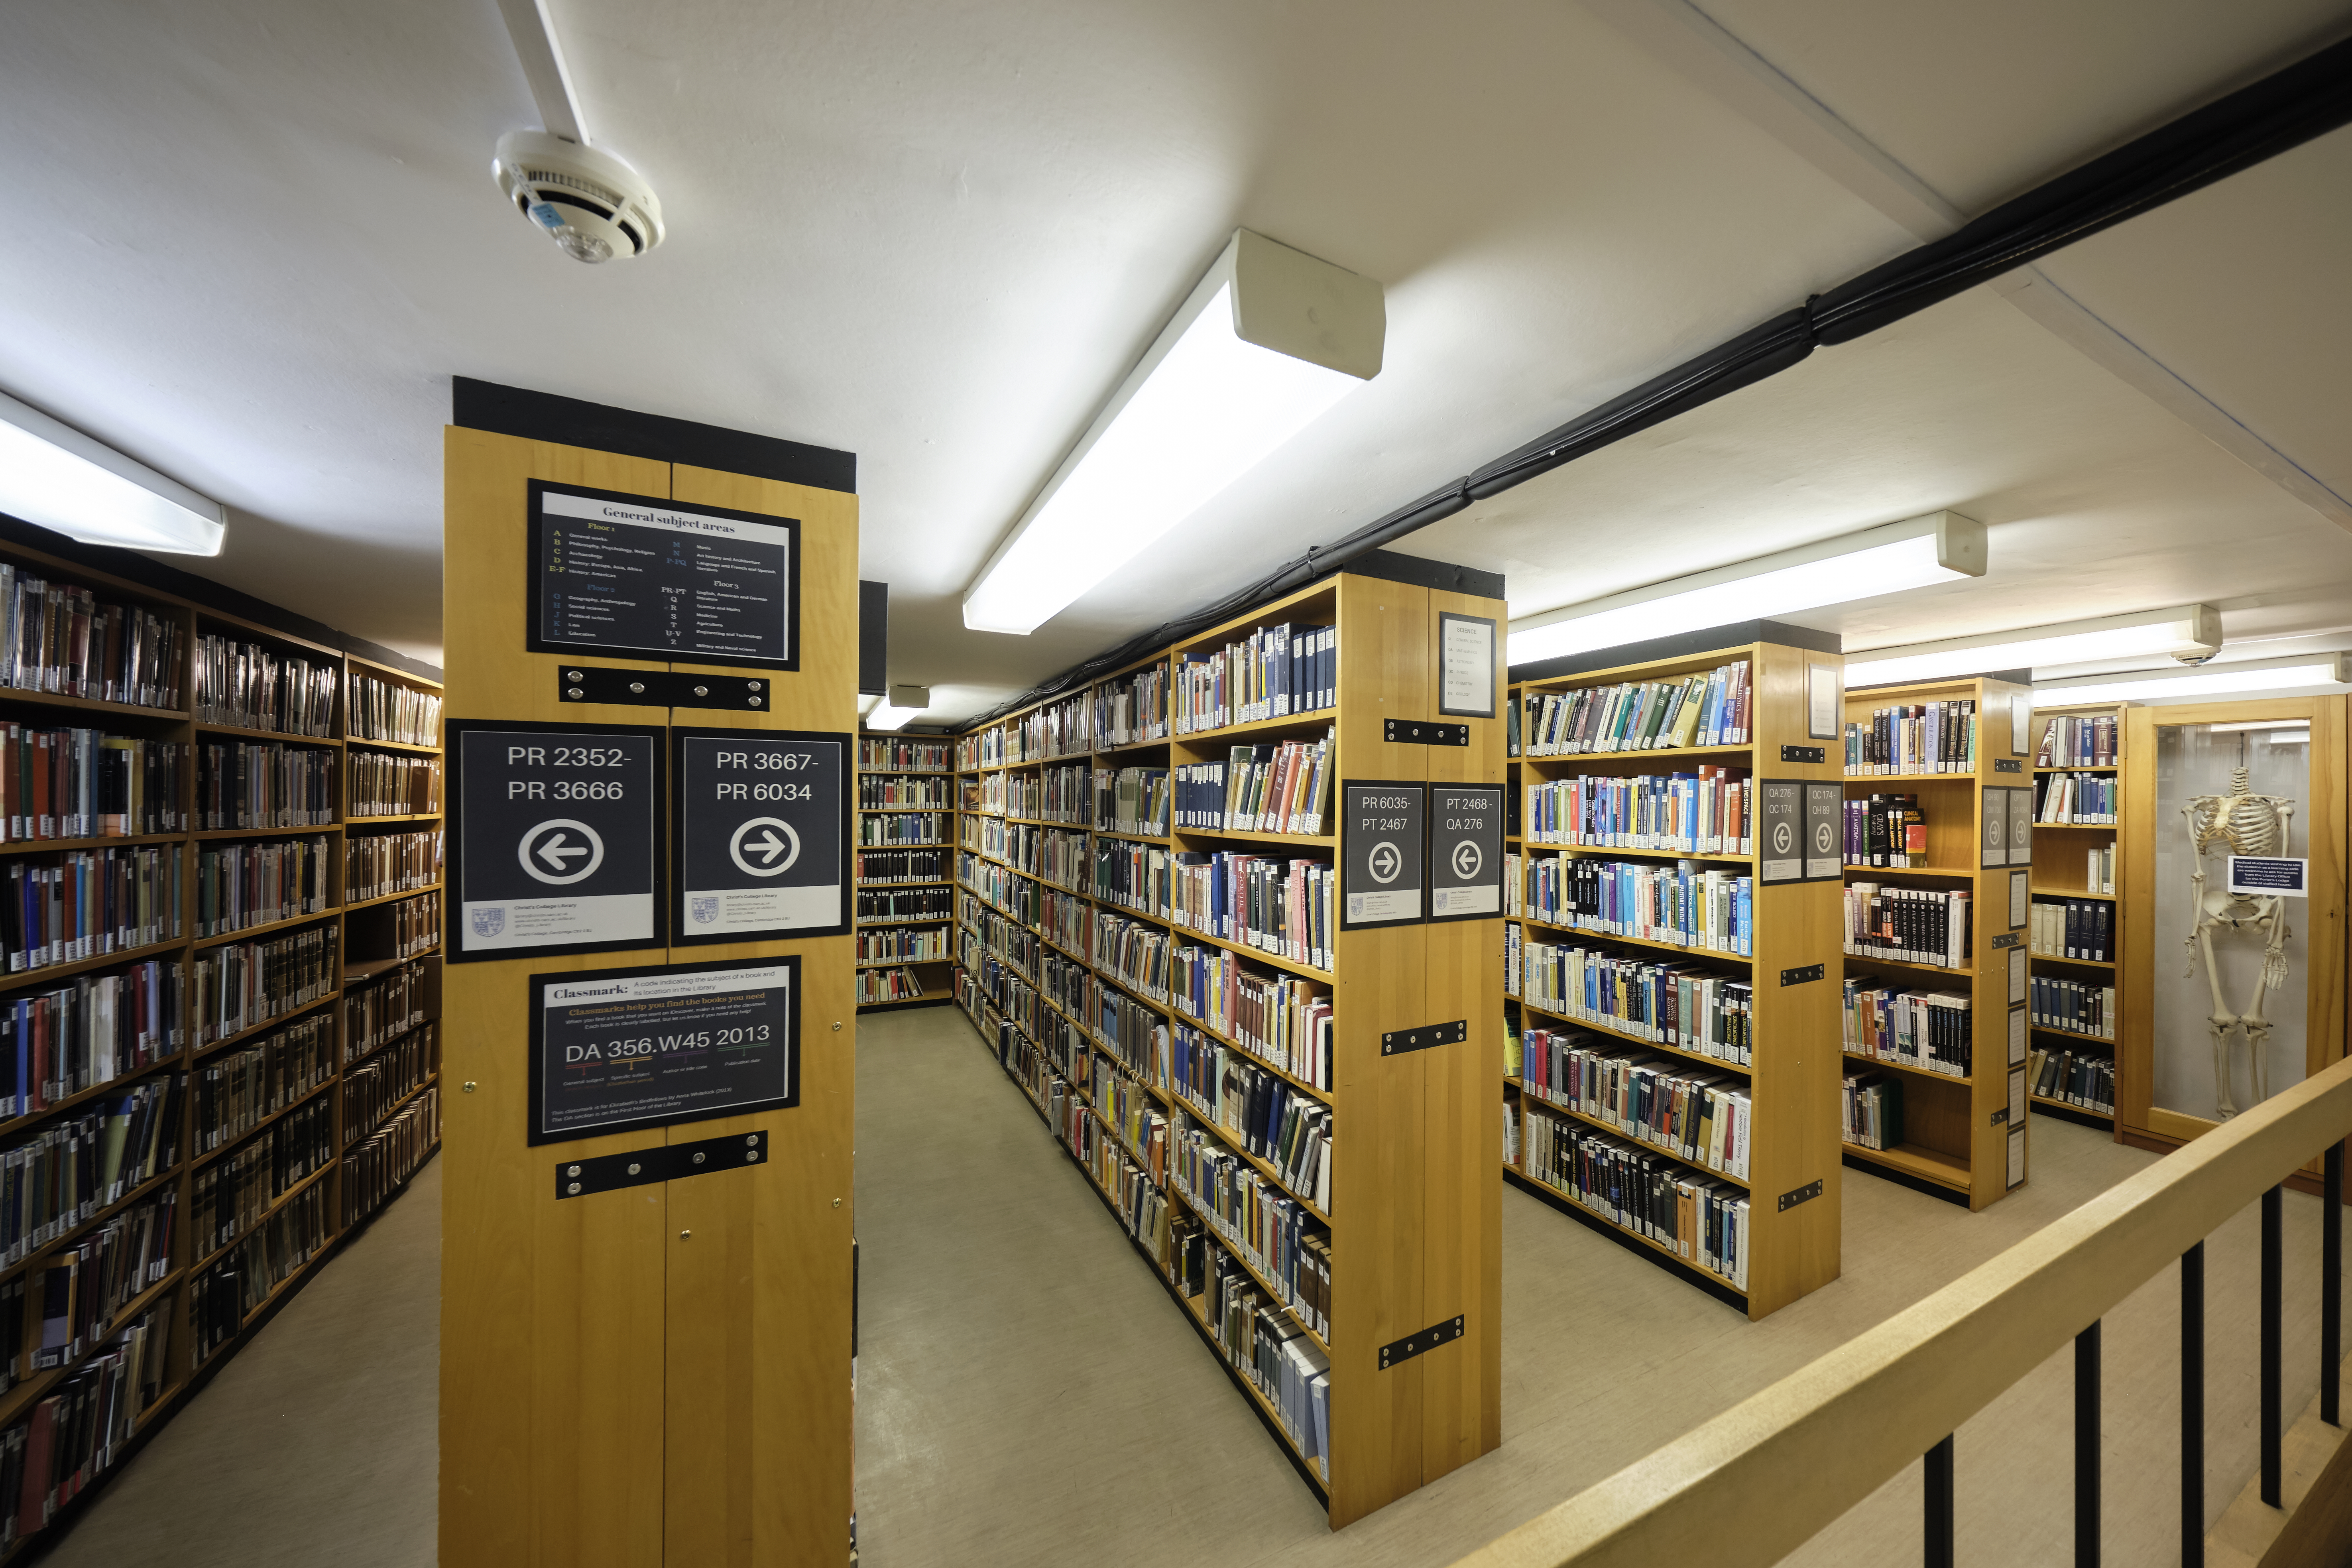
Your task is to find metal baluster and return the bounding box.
[2077,1321,2100,1566]
[2326,1143,2343,1428]
[2264,1184,2283,1507]
[2184,1242,2205,1568]
[1924,1434,1955,1568]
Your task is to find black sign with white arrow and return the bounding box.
[448,719,666,962]
[671,727,852,944]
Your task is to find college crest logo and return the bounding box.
[691,897,720,925]
[470,906,506,938]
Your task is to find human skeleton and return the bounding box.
[2182,765,2295,1118]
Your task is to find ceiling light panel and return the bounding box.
[865,683,931,732]
[1846,604,2222,687]
[0,391,225,556]
[2032,653,2352,706]
[1506,511,1985,666]
[962,230,1384,637]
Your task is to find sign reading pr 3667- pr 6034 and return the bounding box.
[672,728,851,943]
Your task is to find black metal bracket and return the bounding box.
[1992,1108,2010,1126]
[1990,933,2021,950]
[1384,719,1469,746]
[1381,1019,1467,1056]
[1778,1178,1823,1213]
[1994,757,2024,774]
[558,666,772,711]
[1780,963,1825,986]
[555,1131,768,1198]
[1378,1314,1466,1369]
[1780,745,1826,764]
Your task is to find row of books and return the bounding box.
[1091,912,1170,1005]
[1168,852,1333,974]
[194,1177,332,1366]
[1174,734,1335,836]
[1519,1028,1753,1180]
[1095,665,1170,748]
[1091,837,1170,919]
[1846,793,1927,868]
[856,927,949,964]
[28,1190,173,1377]
[2030,898,2114,962]
[1196,1234,1331,1480]
[195,741,337,829]
[2030,1046,2115,1113]
[0,1299,172,1550]
[193,1014,332,1153]
[2,848,181,973]
[2081,845,2116,897]
[0,570,181,710]
[1035,828,1088,893]
[382,889,439,960]
[974,771,1005,814]
[0,1076,181,1267]
[1088,983,1166,1088]
[344,959,429,1065]
[1168,1038,1332,1213]
[193,635,336,737]
[195,927,332,1047]
[1168,950,1333,1091]
[2034,771,2116,824]
[1173,622,1337,734]
[1516,1103,1750,1291]
[1844,699,1977,775]
[1842,1072,1902,1151]
[1843,883,1971,970]
[0,729,183,842]
[193,1096,332,1258]
[0,962,180,1119]
[1094,765,1169,838]
[856,886,951,924]
[194,836,330,936]
[854,967,928,1006]
[2032,976,2116,1039]
[1526,856,1755,956]
[347,750,440,817]
[1028,763,1089,826]
[339,1084,437,1230]
[343,1025,435,1141]
[1843,982,1974,1077]
[2036,714,2118,769]
[346,672,440,747]
[1170,1112,1331,1339]
[857,812,947,847]
[857,737,952,773]
[346,828,442,904]
[1522,767,1751,854]
[959,896,1039,980]
[1024,693,1093,763]
[855,848,947,886]
[859,775,955,810]
[1515,661,1752,757]
[1509,935,1755,1064]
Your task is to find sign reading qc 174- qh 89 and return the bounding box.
[671,728,852,943]
[447,719,666,961]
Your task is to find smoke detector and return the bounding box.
[493,130,664,264]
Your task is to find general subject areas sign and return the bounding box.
[448,719,665,961]
[528,957,799,1143]
[671,728,852,942]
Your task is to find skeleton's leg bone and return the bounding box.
[2200,923,2241,1119]
[2242,942,2279,1108]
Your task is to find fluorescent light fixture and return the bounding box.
[1507,511,1985,666]
[2208,719,2311,734]
[2033,653,2352,707]
[0,390,225,555]
[962,230,1383,635]
[856,691,882,717]
[1847,605,2221,687]
[866,684,929,732]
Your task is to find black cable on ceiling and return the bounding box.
[956,30,2352,726]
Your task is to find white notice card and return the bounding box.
[1438,613,1496,718]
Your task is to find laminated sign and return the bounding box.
[672,728,851,942]
[529,957,798,1143]
[1429,784,1504,921]
[449,720,664,960]
[1342,781,1424,929]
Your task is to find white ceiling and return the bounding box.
[1,1,2347,716]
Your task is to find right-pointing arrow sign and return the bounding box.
[749,831,786,864]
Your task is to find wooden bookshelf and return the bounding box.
[945,555,1501,1528]
[1504,626,1843,1318]
[2024,703,2125,1130]
[854,734,955,1010]
[1839,675,2032,1210]
[0,531,442,1554]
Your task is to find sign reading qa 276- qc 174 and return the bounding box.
[672,728,851,943]
[448,719,665,961]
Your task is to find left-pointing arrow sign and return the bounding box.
[520,818,607,885]
[539,833,588,870]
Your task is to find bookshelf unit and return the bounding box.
[1839,675,2032,1210]
[0,533,441,1554]
[2025,703,2125,1130]
[855,734,955,1012]
[1504,625,1844,1319]
[947,555,1502,1529]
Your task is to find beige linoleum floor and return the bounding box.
[28,1003,2346,1567]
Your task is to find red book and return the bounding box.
[17,1395,56,1532]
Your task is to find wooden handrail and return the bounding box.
[1450,1054,2352,1568]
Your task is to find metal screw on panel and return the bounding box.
[629,681,645,694]
[679,1230,692,1240]
[566,688,582,699]
[748,697,762,707]
[567,671,583,681]
[748,681,762,691]
[692,1151,706,1165]
[832,1021,842,1032]
[627,1163,641,1176]
[746,1151,761,1163]
[462,1081,477,1093]
[567,1182,581,1195]
[833,1198,842,1208]
[567,1164,581,1177]
[746,1134,760,1145]
[693,685,709,697]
